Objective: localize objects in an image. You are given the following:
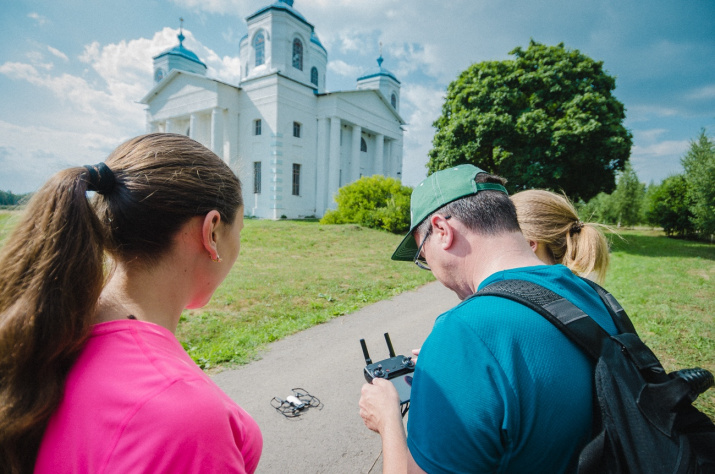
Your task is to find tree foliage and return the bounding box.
[578,163,645,227]
[428,40,632,201]
[644,175,694,237]
[681,129,715,235]
[320,175,412,233]
[0,190,29,206]
[611,162,646,227]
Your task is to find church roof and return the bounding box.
[357,56,400,84]
[310,31,326,53]
[153,31,207,68]
[247,0,314,30]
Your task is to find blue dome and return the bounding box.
[154,31,207,68]
[310,31,326,53]
[357,56,400,84]
[247,0,313,29]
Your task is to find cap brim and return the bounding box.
[392,231,418,261]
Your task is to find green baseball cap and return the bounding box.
[391,164,508,261]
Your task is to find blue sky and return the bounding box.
[1,0,714,194]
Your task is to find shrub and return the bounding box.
[320,175,412,233]
[644,175,694,237]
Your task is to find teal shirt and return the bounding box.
[406,265,617,474]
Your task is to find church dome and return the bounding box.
[154,31,206,68]
[247,0,311,28]
[310,31,326,53]
[357,56,400,84]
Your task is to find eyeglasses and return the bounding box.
[414,215,450,271]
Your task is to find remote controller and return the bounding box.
[360,333,415,405]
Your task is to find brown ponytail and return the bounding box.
[0,168,105,473]
[512,189,611,284]
[0,133,242,473]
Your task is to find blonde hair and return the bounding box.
[511,189,610,284]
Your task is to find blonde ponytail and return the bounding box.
[512,189,611,284]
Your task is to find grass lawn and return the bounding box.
[1,211,713,416]
[604,229,714,418]
[175,219,434,369]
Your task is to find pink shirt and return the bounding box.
[35,320,262,473]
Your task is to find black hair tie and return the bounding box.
[84,162,116,195]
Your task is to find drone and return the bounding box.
[270,388,322,418]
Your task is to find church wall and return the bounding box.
[239,77,280,219]
[273,76,319,218]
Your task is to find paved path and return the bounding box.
[212,281,461,473]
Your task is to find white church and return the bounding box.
[140,0,405,219]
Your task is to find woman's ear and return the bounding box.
[201,210,222,260]
[529,240,538,252]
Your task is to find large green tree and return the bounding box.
[428,40,632,201]
[681,129,715,236]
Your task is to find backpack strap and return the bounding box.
[578,278,637,335]
[475,279,612,361]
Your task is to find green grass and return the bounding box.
[175,220,434,369]
[1,211,713,416]
[604,229,714,417]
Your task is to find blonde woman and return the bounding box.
[511,189,610,284]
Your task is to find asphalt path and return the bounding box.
[212,281,461,473]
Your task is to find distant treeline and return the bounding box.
[0,190,30,206]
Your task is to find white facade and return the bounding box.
[140,0,404,219]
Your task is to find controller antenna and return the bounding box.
[360,338,372,365]
[384,333,396,358]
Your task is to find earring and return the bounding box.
[211,253,222,263]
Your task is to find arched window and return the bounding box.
[292,38,303,70]
[310,67,318,86]
[253,33,265,67]
[391,93,397,109]
[360,137,367,153]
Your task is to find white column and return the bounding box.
[385,140,393,177]
[375,134,384,177]
[165,119,174,133]
[211,107,223,156]
[316,117,329,215]
[328,117,341,209]
[351,125,361,182]
[189,114,197,140]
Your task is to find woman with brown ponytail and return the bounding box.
[0,133,262,473]
[511,189,611,284]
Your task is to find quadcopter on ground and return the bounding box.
[270,387,322,418]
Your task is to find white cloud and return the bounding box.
[327,59,362,79]
[170,0,264,16]
[27,12,48,26]
[47,46,68,61]
[687,84,715,100]
[0,27,243,193]
[400,84,445,186]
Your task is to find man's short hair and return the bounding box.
[415,172,521,237]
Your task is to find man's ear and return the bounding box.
[529,240,538,252]
[431,214,454,250]
[201,210,222,260]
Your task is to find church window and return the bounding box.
[391,93,397,109]
[310,67,318,86]
[254,33,265,67]
[254,119,262,136]
[254,162,262,194]
[292,39,303,70]
[293,121,301,138]
[360,137,367,152]
[292,164,301,196]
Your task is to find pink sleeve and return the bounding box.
[102,379,262,473]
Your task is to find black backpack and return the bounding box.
[476,278,715,474]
